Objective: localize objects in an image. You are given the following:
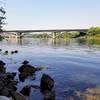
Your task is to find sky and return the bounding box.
[1,0,100,30]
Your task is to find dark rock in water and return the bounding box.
[20,86,31,96]
[0,49,2,51]
[0,73,18,97]
[22,60,29,65]
[40,74,54,93]
[0,60,6,66]
[0,60,6,73]
[5,50,8,54]
[18,64,36,74]
[43,90,55,100]
[14,50,18,53]
[19,73,28,82]
[10,91,27,100]
[11,51,14,54]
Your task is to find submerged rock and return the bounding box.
[82,88,100,100]
[40,74,54,93]
[43,90,55,100]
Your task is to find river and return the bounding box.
[0,38,100,99]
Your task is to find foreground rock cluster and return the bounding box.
[0,60,55,100]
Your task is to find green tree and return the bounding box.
[0,7,6,32]
[88,27,100,36]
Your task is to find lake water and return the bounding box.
[0,38,100,99]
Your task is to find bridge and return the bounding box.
[1,29,88,39]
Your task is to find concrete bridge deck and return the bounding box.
[2,29,88,33]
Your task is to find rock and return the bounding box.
[11,51,14,54]
[0,49,2,51]
[64,88,81,100]
[82,88,100,100]
[40,74,54,93]
[0,96,10,100]
[43,90,55,100]
[0,73,18,97]
[18,63,36,82]
[0,60,6,66]
[14,50,18,53]
[35,66,46,71]
[5,50,8,54]
[20,86,31,96]
[0,60,6,73]
[22,60,29,65]
[18,64,36,74]
[10,91,27,100]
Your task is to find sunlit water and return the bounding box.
[0,38,100,99]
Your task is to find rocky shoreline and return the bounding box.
[0,60,55,100]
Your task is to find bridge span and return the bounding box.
[1,29,88,39]
[2,29,88,33]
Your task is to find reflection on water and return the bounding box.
[0,38,100,99]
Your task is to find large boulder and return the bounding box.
[40,74,54,93]
[18,61,37,82]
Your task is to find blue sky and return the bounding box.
[2,0,100,29]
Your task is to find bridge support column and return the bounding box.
[52,32,56,39]
[17,32,23,38]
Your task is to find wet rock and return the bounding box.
[35,66,46,71]
[40,74,54,93]
[64,88,81,100]
[18,62,37,81]
[22,60,29,65]
[18,64,36,74]
[0,49,2,51]
[11,51,14,54]
[0,96,10,100]
[0,60,6,73]
[14,50,18,53]
[10,91,27,100]
[20,86,31,96]
[82,88,100,100]
[43,90,55,100]
[0,73,18,97]
[0,60,6,66]
[5,50,8,54]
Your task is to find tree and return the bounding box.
[88,27,100,36]
[0,7,6,32]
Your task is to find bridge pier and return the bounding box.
[52,32,56,39]
[17,32,23,38]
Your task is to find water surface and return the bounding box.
[0,38,100,99]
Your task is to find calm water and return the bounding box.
[0,38,100,99]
